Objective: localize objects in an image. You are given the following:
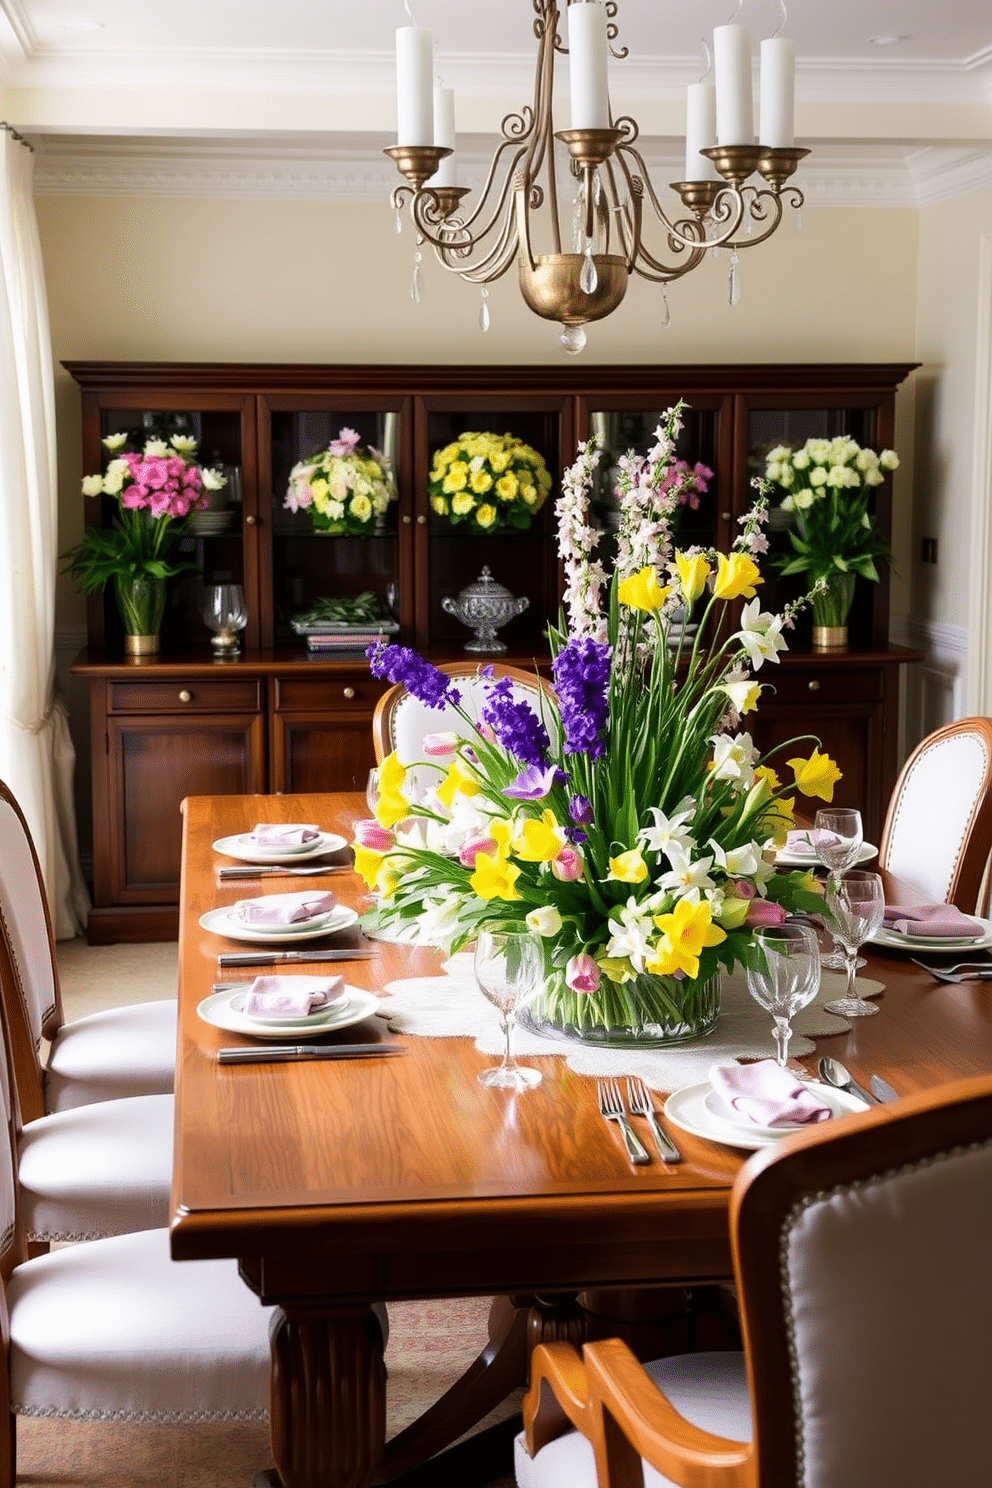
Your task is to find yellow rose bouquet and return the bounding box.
[284,427,396,535]
[427,431,553,533]
[357,405,835,1046]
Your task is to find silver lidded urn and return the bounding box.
[441,567,529,653]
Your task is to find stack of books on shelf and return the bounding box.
[291,618,400,654]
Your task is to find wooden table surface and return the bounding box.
[171,791,992,1488]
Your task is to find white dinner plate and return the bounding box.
[664,1080,863,1150]
[228,987,350,1025]
[199,904,359,944]
[774,841,878,869]
[197,985,379,1040]
[212,831,347,864]
[869,914,992,952]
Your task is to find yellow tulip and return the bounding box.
[618,567,671,613]
[713,552,762,601]
[787,748,843,802]
[674,551,711,605]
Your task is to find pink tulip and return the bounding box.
[551,845,584,881]
[729,878,757,901]
[566,954,600,994]
[745,898,788,928]
[458,833,498,868]
[353,818,394,853]
[422,731,460,758]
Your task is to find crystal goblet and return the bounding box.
[473,929,544,1089]
[814,807,865,969]
[203,583,248,655]
[823,870,885,1018]
[745,921,822,1066]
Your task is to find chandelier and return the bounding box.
[385,0,808,353]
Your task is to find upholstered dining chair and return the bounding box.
[0,778,176,1119]
[516,1073,992,1488]
[877,716,992,914]
[371,659,555,797]
[0,1004,280,1482]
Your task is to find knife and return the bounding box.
[869,1073,901,1103]
[217,948,377,967]
[217,1043,405,1064]
[218,866,350,879]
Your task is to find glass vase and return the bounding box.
[529,967,721,1048]
[811,572,856,651]
[114,573,167,656]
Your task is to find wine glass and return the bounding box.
[366,767,380,817]
[203,583,248,655]
[823,870,885,1018]
[814,807,864,969]
[745,921,822,1067]
[473,929,544,1089]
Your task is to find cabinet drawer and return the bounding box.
[273,675,387,713]
[107,679,263,714]
[769,667,883,706]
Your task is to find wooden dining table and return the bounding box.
[172,790,992,1488]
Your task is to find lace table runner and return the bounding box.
[377,955,883,1093]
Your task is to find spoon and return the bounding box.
[816,1056,875,1107]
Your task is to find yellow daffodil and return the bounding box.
[608,849,648,883]
[618,567,671,613]
[375,789,410,829]
[713,552,762,601]
[674,551,711,605]
[375,864,402,899]
[753,764,780,791]
[378,752,406,794]
[721,679,762,714]
[762,794,796,846]
[470,851,522,901]
[437,757,481,807]
[352,843,386,889]
[787,748,843,802]
[513,809,564,863]
[648,898,726,979]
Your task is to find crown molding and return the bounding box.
[30,130,992,210]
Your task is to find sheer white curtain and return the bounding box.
[0,125,89,939]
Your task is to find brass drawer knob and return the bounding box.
[343,686,356,699]
[416,514,427,525]
[808,680,820,692]
[721,511,733,522]
[402,514,412,525]
[179,690,192,703]
[245,514,257,526]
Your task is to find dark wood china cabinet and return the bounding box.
[67,360,918,942]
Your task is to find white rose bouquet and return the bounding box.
[284,427,396,535]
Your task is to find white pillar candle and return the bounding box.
[395,25,434,147]
[568,1,611,131]
[713,24,754,145]
[684,81,719,181]
[427,85,457,187]
[759,36,796,148]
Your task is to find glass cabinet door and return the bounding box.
[258,397,408,651]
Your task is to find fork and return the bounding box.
[625,1077,682,1163]
[597,1079,650,1165]
[909,959,992,983]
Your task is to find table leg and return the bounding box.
[266,1303,387,1488]
[378,1293,585,1483]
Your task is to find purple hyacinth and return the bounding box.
[552,637,610,759]
[479,676,550,766]
[366,643,461,709]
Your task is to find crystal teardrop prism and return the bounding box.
[410,248,423,304]
[794,207,804,233]
[479,288,491,333]
[728,250,741,306]
[660,289,671,329]
[580,246,598,295]
[560,324,587,355]
[393,205,403,235]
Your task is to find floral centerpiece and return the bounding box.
[352,405,837,1046]
[63,432,226,650]
[284,427,396,535]
[428,431,553,533]
[764,436,898,633]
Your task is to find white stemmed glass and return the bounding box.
[823,870,885,1018]
[815,807,865,969]
[745,921,822,1067]
[203,583,248,654]
[473,929,544,1089]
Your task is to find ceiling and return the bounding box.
[2,1,991,204]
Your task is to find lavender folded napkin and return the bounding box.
[882,903,980,938]
[237,974,346,1017]
[248,823,320,847]
[710,1060,833,1128]
[230,890,337,927]
[783,828,836,856]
